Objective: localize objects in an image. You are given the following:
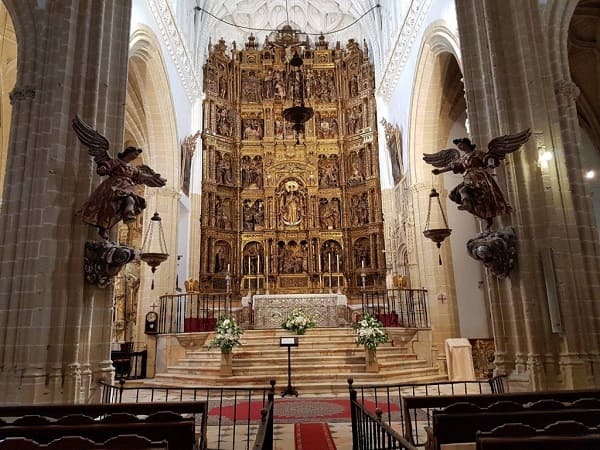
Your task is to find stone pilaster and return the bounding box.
[456,0,600,389]
[0,0,132,403]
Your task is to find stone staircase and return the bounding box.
[148,328,442,393]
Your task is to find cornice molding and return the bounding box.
[148,0,201,103]
[377,0,432,101]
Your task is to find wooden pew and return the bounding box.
[0,412,194,449]
[0,402,208,450]
[476,420,600,450]
[427,399,600,450]
[0,435,168,449]
[401,389,600,444]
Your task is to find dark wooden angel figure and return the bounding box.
[73,116,167,239]
[423,129,531,228]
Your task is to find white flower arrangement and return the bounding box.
[208,315,243,354]
[354,313,389,350]
[282,308,316,335]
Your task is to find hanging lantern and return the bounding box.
[140,212,169,289]
[423,188,452,265]
[282,51,314,145]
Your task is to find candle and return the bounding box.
[227,263,230,273]
[257,255,261,274]
[361,259,365,269]
[336,254,340,272]
[328,253,332,273]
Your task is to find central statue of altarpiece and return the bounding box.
[199,27,386,319]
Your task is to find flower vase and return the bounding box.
[220,352,233,377]
[365,347,379,373]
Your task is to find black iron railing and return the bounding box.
[252,389,275,450]
[357,289,430,328]
[347,376,506,447]
[101,380,275,450]
[158,292,234,334]
[350,387,417,450]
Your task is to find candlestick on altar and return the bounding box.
[257,255,261,275]
[336,254,340,273]
[328,253,332,293]
[361,259,365,269]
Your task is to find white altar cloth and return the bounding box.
[252,293,347,328]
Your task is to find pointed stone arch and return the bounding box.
[125,25,180,349]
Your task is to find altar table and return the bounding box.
[252,293,347,328]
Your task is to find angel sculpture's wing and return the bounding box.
[485,128,531,168]
[137,164,167,187]
[72,115,111,165]
[422,148,461,168]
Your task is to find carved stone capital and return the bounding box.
[9,85,36,104]
[554,80,580,100]
[466,227,517,279]
[84,241,140,288]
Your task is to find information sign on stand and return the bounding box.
[280,336,299,397]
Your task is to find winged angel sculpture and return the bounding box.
[73,116,167,239]
[423,129,531,228]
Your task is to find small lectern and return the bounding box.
[280,336,299,397]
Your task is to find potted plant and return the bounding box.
[281,308,316,335]
[354,313,389,372]
[208,315,243,376]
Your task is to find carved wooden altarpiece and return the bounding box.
[200,29,386,296]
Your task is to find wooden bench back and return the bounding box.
[0,435,168,450]
[0,412,195,449]
[433,402,600,448]
[476,420,600,450]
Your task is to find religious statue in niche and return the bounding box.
[354,238,370,268]
[242,118,264,140]
[350,194,369,226]
[214,196,230,229]
[262,72,274,99]
[318,155,339,188]
[319,198,340,230]
[218,75,227,99]
[347,150,365,185]
[243,242,263,275]
[216,105,233,137]
[72,116,167,240]
[205,66,218,95]
[216,152,233,185]
[274,116,285,140]
[347,105,363,135]
[382,118,403,185]
[277,179,306,226]
[273,71,286,100]
[466,227,517,279]
[313,70,336,102]
[349,73,359,97]
[214,242,230,273]
[241,70,261,103]
[241,155,264,189]
[278,240,308,274]
[180,131,200,197]
[321,240,342,272]
[315,112,339,139]
[423,129,531,228]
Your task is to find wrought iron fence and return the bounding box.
[101,379,276,450]
[158,292,234,334]
[350,387,417,450]
[357,289,430,328]
[347,376,506,446]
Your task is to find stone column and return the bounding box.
[456,0,600,389]
[0,0,132,403]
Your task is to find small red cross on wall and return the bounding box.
[437,293,448,304]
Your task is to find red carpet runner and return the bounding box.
[294,423,337,450]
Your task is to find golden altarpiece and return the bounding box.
[199,28,386,298]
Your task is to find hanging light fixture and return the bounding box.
[282,51,313,145]
[423,188,452,265]
[140,211,169,289]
